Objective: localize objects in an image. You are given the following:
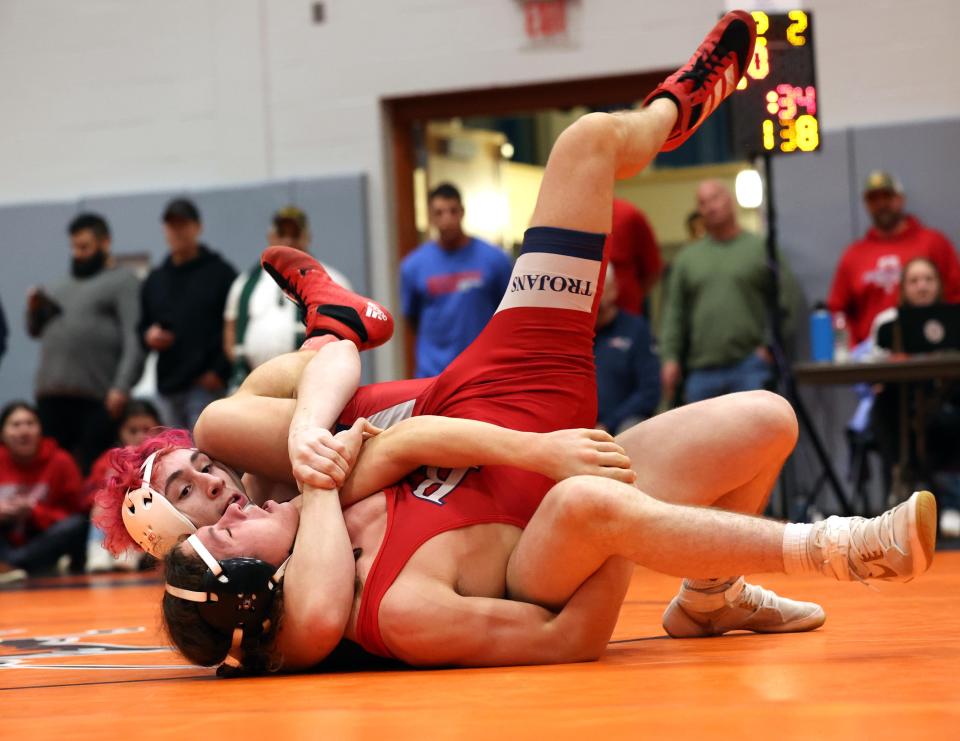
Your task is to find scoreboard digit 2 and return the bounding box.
[730,10,821,156]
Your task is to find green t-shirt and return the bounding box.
[660,230,798,370]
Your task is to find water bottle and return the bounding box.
[833,312,850,363]
[809,303,833,362]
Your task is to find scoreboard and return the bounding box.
[730,10,820,156]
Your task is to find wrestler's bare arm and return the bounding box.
[194,341,361,487]
[270,372,374,668]
[271,482,356,670]
[380,555,631,667]
[339,416,635,505]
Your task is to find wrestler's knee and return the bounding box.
[742,390,799,454]
[552,112,622,165]
[543,475,652,531]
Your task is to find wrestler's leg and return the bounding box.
[617,390,797,514]
[613,391,818,636]
[423,102,677,432]
[509,477,785,613]
[528,100,677,233]
[507,477,936,611]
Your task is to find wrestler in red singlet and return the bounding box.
[345,225,609,658]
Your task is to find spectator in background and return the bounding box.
[867,258,960,534]
[607,198,663,315]
[401,183,512,377]
[0,401,86,582]
[828,170,960,346]
[139,198,236,430]
[26,213,144,473]
[223,206,352,390]
[84,399,161,572]
[660,180,799,404]
[594,266,661,433]
[686,209,706,241]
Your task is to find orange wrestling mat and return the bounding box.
[2,554,959,739]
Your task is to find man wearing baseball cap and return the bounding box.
[223,206,352,389]
[140,198,237,430]
[827,171,960,346]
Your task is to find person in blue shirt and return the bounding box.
[401,183,513,378]
[594,266,662,433]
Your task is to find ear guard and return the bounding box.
[122,450,197,558]
[166,534,289,671]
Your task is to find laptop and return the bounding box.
[876,303,960,354]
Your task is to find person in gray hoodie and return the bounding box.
[27,213,144,473]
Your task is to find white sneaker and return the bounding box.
[86,543,139,573]
[662,577,826,638]
[812,491,937,583]
[939,508,960,539]
[0,563,28,585]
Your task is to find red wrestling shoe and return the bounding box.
[261,246,394,351]
[644,10,756,151]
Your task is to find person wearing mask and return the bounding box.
[828,171,960,346]
[139,198,237,430]
[659,180,800,404]
[401,183,513,378]
[0,401,86,582]
[26,213,144,473]
[594,267,661,433]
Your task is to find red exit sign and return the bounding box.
[523,0,567,39]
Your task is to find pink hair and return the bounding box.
[92,428,194,555]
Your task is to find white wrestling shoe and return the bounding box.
[662,577,826,638]
[812,491,937,583]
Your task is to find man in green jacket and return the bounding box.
[660,180,799,403]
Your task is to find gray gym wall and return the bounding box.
[0,174,373,409]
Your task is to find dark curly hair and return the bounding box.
[161,541,286,678]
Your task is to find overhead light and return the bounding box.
[500,142,515,159]
[735,169,763,208]
[468,190,509,232]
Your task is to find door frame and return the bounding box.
[383,69,668,374]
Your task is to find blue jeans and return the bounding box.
[159,385,223,432]
[685,353,772,403]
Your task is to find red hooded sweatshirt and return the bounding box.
[0,438,84,546]
[827,215,960,345]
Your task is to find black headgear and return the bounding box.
[165,534,288,671]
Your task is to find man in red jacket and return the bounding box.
[0,402,86,581]
[827,171,960,345]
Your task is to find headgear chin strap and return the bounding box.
[166,534,289,672]
[122,450,198,558]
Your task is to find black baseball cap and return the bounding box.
[162,198,201,223]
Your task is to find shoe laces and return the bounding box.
[732,582,778,614]
[679,43,729,86]
[816,507,906,584]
